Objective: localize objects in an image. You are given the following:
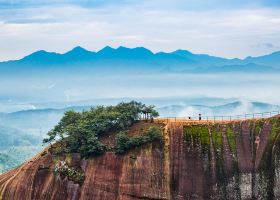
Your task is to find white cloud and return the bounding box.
[0,3,280,60]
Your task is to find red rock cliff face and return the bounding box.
[0,117,280,200]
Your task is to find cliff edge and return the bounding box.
[1,116,280,200]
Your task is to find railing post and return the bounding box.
[161,110,279,123]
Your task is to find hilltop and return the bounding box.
[0,102,280,199]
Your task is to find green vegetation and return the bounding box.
[0,126,43,173]
[255,119,265,136]
[269,117,280,144]
[0,146,43,174]
[182,119,280,199]
[211,125,223,149]
[226,126,236,154]
[184,126,210,146]
[54,161,85,185]
[115,126,163,154]
[43,101,159,158]
[0,126,41,150]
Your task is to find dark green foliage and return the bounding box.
[68,169,85,185]
[115,126,163,154]
[79,135,107,158]
[43,101,159,158]
[115,131,130,154]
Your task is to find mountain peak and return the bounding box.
[66,46,92,54]
[22,50,57,61]
[117,46,128,50]
[97,46,153,58]
[30,50,48,55]
[72,46,87,51]
[171,49,194,59]
[134,47,154,54]
[98,46,115,54]
[173,49,193,55]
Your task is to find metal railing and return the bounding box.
[153,110,280,122]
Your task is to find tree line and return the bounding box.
[43,101,160,157]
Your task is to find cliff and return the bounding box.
[0,116,280,200]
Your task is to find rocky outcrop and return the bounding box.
[0,117,280,200]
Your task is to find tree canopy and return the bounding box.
[43,101,159,157]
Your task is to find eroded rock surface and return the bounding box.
[1,117,280,200]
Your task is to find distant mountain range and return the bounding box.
[157,101,280,117]
[0,99,279,173]
[1,46,280,73]
[0,100,279,136]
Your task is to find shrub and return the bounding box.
[146,126,163,141]
[115,131,130,154]
[44,101,159,158]
[115,126,163,154]
[54,161,85,185]
[79,136,107,158]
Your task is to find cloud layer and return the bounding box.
[0,0,280,60]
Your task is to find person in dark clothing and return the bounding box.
[199,113,202,121]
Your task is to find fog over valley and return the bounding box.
[0,46,280,173]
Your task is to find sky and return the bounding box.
[0,0,280,61]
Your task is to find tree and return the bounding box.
[115,126,163,154]
[43,101,160,157]
[141,105,159,121]
[115,131,130,154]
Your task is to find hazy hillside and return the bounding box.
[156,101,280,117]
[0,98,279,173]
[0,126,40,149]
[0,126,42,173]
[0,98,278,135]
[1,46,280,73]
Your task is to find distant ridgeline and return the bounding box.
[1,46,280,73]
[1,103,280,199]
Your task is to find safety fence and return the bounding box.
[153,110,280,123]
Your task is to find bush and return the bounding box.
[54,161,85,185]
[115,131,130,154]
[44,101,159,158]
[79,135,107,158]
[115,126,163,154]
[146,126,163,141]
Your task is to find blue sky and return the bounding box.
[0,0,280,61]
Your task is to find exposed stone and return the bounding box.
[0,117,280,200]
